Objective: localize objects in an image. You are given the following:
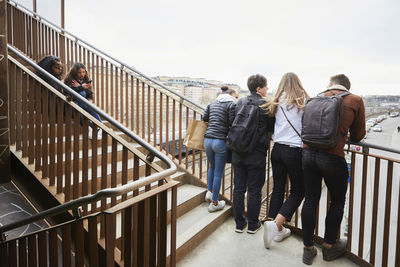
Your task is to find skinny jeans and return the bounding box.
[268,143,304,221]
[301,148,348,247]
[204,138,228,202]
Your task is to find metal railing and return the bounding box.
[5,1,400,266]
[0,180,179,266]
[4,40,178,266]
[260,141,400,267]
[6,0,242,205]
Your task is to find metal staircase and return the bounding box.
[1,1,400,266]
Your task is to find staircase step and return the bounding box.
[167,183,207,224]
[167,202,232,263]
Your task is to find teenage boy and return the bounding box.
[233,74,274,234]
[301,74,366,265]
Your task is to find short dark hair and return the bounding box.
[330,74,351,90]
[247,74,267,93]
[221,86,229,92]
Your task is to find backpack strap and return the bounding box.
[280,106,301,138]
[336,91,351,97]
[319,89,351,98]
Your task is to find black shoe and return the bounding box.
[322,239,347,261]
[247,222,262,234]
[303,247,317,265]
[235,223,247,233]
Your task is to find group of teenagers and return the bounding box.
[36,55,103,139]
[202,73,365,265]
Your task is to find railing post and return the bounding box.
[0,0,11,183]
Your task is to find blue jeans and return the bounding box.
[204,138,228,202]
[73,91,102,124]
[301,148,348,246]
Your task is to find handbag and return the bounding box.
[183,119,208,150]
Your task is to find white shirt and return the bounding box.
[273,96,304,147]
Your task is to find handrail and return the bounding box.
[0,169,172,237]
[352,140,400,154]
[1,46,177,238]
[8,0,205,112]
[7,45,176,169]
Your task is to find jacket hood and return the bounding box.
[217,94,237,103]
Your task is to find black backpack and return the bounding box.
[227,98,260,155]
[301,91,350,149]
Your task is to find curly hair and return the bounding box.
[37,55,62,80]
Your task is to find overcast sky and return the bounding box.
[14,0,400,96]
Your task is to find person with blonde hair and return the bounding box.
[263,72,309,249]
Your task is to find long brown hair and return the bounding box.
[64,62,90,86]
[262,72,309,116]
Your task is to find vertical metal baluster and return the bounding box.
[147,85,150,142]
[369,157,380,265]
[73,106,80,200]
[159,92,163,151]
[358,154,368,257]
[49,92,56,186]
[153,88,157,147]
[382,161,393,267]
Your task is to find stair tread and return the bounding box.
[168,202,232,251]
[167,184,206,210]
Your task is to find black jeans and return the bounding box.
[268,143,304,221]
[301,148,348,247]
[233,162,266,229]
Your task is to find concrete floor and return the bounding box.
[178,217,357,267]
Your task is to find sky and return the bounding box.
[13,0,400,96]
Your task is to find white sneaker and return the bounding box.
[274,226,291,242]
[208,200,225,212]
[205,191,212,203]
[263,221,278,249]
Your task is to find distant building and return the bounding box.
[153,76,242,107]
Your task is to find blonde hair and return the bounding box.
[261,72,309,116]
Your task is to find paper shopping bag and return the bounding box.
[183,119,207,150]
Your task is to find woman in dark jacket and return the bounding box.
[203,88,237,212]
[37,55,63,91]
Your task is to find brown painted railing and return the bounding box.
[261,144,400,267]
[6,42,178,265]
[6,0,248,204]
[0,180,179,266]
[5,1,400,266]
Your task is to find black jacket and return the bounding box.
[232,93,275,166]
[203,94,236,140]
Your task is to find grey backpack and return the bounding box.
[301,91,350,149]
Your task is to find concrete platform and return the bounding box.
[178,217,357,267]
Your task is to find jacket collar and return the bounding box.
[326,84,349,91]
